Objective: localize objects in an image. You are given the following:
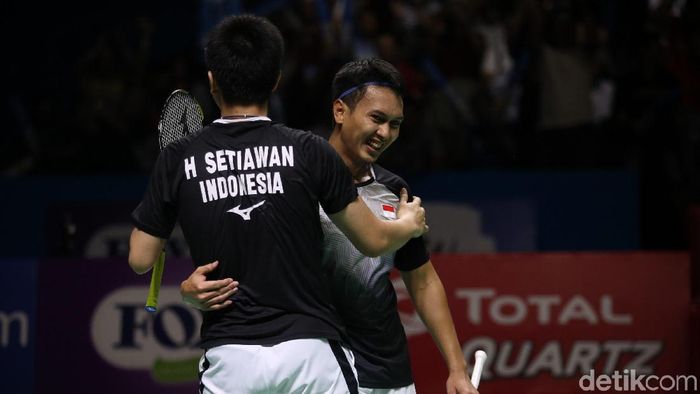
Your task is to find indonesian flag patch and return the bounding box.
[381,204,397,219]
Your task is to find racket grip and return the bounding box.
[145,251,166,313]
[471,350,487,389]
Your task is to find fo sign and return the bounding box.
[37,258,202,393]
[91,286,202,372]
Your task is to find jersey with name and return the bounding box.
[319,164,430,389]
[132,118,358,348]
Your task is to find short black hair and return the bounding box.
[331,58,403,110]
[205,14,284,106]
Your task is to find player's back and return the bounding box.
[162,118,357,347]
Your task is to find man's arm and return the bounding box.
[329,188,427,257]
[128,228,165,274]
[402,261,479,394]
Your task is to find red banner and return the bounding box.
[398,253,691,393]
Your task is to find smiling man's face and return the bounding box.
[336,85,404,166]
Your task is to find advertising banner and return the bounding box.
[422,200,536,253]
[41,199,534,259]
[402,253,692,393]
[36,257,200,393]
[0,259,37,394]
[406,171,639,251]
[34,253,691,393]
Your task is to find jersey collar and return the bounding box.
[354,165,376,187]
[213,116,271,124]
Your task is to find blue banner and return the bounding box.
[405,171,638,251]
[0,171,639,260]
[0,259,37,394]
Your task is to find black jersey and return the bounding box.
[319,164,430,389]
[132,117,358,348]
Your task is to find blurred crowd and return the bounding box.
[2,0,699,248]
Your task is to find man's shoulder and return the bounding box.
[372,164,410,193]
[271,124,340,164]
[270,122,323,142]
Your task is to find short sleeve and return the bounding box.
[307,136,358,214]
[372,167,430,271]
[394,236,430,271]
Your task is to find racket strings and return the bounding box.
[158,93,204,150]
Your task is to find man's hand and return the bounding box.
[180,261,238,311]
[446,370,479,394]
[397,188,428,237]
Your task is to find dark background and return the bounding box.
[2,0,699,251]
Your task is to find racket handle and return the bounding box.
[471,350,487,389]
[145,251,166,313]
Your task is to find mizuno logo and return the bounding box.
[227,200,265,221]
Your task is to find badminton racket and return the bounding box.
[145,89,203,313]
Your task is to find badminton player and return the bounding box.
[181,58,477,394]
[128,15,427,394]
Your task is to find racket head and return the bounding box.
[158,89,204,150]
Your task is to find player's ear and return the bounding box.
[208,71,222,107]
[272,72,281,92]
[208,71,217,94]
[333,99,346,124]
